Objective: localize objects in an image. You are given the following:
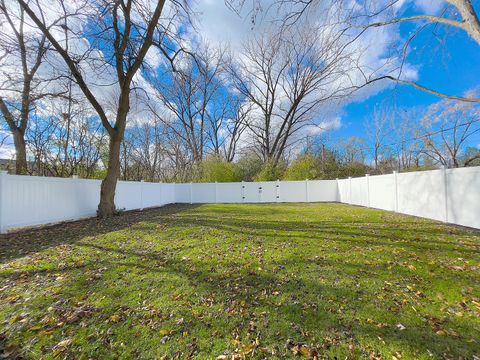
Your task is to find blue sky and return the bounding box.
[339,3,480,146]
[193,0,480,155]
[1,0,478,161]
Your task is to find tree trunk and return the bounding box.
[97,132,122,218]
[448,0,480,45]
[12,129,28,175]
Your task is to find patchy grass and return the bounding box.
[0,203,479,359]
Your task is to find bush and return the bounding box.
[338,162,369,178]
[283,154,320,180]
[201,155,240,183]
[235,154,264,181]
[254,160,286,181]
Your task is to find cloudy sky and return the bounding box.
[192,0,480,151]
[0,0,479,160]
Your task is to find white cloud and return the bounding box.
[307,117,342,136]
[0,145,15,159]
[0,130,15,159]
[192,0,258,52]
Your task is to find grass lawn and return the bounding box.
[0,203,479,359]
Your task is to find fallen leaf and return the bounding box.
[109,314,121,323]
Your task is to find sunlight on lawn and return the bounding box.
[0,203,479,359]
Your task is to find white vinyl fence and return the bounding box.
[0,173,174,233]
[0,166,479,233]
[174,180,338,204]
[337,166,480,229]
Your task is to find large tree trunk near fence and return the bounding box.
[97,132,122,218]
[17,0,167,218]
[12,129,28,175]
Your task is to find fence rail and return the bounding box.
[0,166,479,233]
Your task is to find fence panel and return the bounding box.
[116,181,143,210]
[446,167,480,228]
[160,183,176,205]
[368,174,396,211]
[337,179,350,203]
[191,183,216,203]
[1,174,100,231]
[243,182,260,203]
[278,181,306,202]
[308,180,339,202]
[216,183,242,203]
[142,182,167,208]
[396,170,445,222]
[174,183,191,203]
[350,177,369,206]
[259,182,276,202]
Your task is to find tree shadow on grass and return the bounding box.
[0,204,199,264]
[1,203,479,358]
[4,237,475,358]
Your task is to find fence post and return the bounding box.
[190,182,193,204]
[159,181,163,205]
[240,180,245,203]
[442,166,449,223]
[305,179,309,202]
[365,174,370,208]
[348,177,352,204]
[393,171,398,213]
[276,179,280,202]
[336,178,340,202]
[0,171,7,233]
[140,180,144,210]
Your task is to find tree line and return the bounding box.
[0,0,479,217]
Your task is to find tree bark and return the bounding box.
[97,131,122,218]
[12,128,28,175]
[447,0,480,45]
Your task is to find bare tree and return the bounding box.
[221,98,251,162]
[232,0,480,103]
[421,94,480,168]
[17,0,186,216]
[150,44,227,164]
[0,0,54,174]
[364,104,393,172]
[339,136,365,164]
[31,95,106,178]
[121,118,169,182]
[231,24,357,166]
[357,0,480,103]
[393,109,424,171]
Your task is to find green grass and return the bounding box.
[0,203,479,359]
